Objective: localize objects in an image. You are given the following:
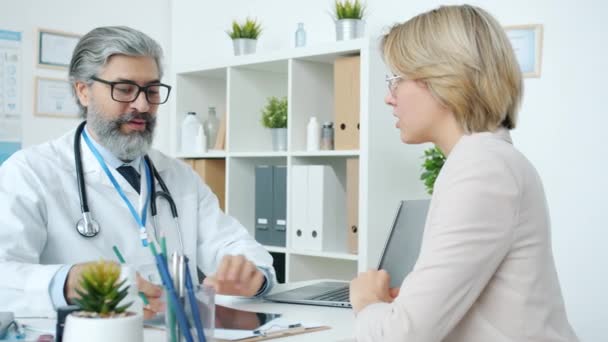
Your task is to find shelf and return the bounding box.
[176,150,227,159]
[289,250,358,261]
[288,254,358,282]
[176,38,367,75]
[290,150,359,157]
[264,246,287,254]
[173,36,431,283]
[230,151,288,158]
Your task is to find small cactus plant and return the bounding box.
[72,261,132,317]
[226,18,263,40]
[334,0,367,20]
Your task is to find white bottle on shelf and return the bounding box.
[306,116,320,151]
[181,111,201,154]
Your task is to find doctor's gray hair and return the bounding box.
[68,26,164,116]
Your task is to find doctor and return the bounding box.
[0,26,276,318]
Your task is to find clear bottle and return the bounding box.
[295,23,306,47]
[181,112,201,154]
[197,125,208,153]
[321,121,334,150]
[204,106,219,150]
[307,116,320,151]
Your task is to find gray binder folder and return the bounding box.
[255,165,274,246]
[271,166,287,247]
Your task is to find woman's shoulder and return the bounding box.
[440,129,537,189]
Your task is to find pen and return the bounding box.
[112,245,150,306]
[148,241,194,342]
[253,323,303,335]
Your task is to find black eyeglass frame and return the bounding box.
[90,76,172,105]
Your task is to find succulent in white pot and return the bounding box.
[63,261,143,342]
[227,17,262,56]
[333,0,367,41]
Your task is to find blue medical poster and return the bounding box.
[0,29,23,164]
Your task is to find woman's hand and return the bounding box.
[349,269,400,314]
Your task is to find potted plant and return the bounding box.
[261,96,288,151]
[333,0,366,41]
[421,146,446,195]
[63,261,143,342]
[227,17,262,56]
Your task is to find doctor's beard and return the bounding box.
[86,102,157,161]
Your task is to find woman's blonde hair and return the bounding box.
[381,5,522,132]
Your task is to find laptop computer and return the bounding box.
[265,199,430,308]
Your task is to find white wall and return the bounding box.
[0,0,172,153]
[171,0,608,340]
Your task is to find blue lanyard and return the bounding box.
[82,129,152,246]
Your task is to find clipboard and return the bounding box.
[214,325,331,342]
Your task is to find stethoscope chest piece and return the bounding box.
[76,211,100,237]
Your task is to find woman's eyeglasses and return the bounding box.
[385,74,403,95]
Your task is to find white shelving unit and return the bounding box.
[172,38,429,283]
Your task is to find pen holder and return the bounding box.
[165,284,215,342]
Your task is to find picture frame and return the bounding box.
[505,24,543,78]
[36,28,81,70]
[34,77,80,118]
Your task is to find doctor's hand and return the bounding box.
[136,274,165,320]
[64,262,99,304]
[65,263,165,319]
[349,269,400,314]
[203,255,265,297]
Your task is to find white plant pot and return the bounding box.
[335,19,365,41]
[271,128,287,151]
[233,38,257,55]
[63,312,143,342]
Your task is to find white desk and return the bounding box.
[20,280,356,342]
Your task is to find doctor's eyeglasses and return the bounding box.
[90,76,172,105]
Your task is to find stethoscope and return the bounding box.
[73,121,184,251]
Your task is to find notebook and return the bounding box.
[265,199,430,308]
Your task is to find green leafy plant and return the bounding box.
[334,0,366,19]
[72,261,132,317]
[421,146,446,195]
[226,18,263,39]
[261,96,287,129]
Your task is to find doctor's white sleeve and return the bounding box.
[0,154,65,316]
[193,175,277,295]
[354,154,518,342]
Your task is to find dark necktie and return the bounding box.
[116,165,141,194]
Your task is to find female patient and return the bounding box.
[349,5,578,341]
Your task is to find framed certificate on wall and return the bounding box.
[505,24,543,78]
[37,28,81,70]
[34,77,80,118]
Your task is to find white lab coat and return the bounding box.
[0,129,275,317]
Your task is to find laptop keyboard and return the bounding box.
[309,286,350,302]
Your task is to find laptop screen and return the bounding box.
[378,200,430,288]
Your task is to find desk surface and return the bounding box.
[21,280,356,342]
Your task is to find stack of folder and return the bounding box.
[254,165,287,247]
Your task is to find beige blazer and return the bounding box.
[355,129,578,341]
